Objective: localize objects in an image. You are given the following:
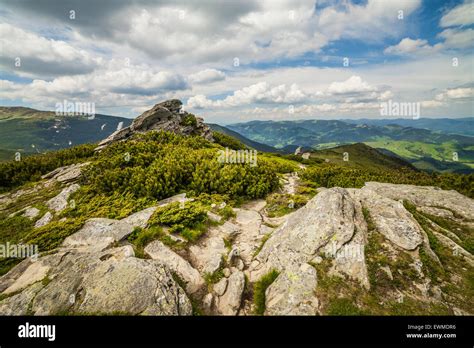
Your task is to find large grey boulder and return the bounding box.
[250,188,366,283]
[0,246,192,316]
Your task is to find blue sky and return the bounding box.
[0,0,472,123]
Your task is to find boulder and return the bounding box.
[34,211,53,228]
[217,271,245,315]
[265,263,318,315]
[144,240,204,294]
[46,184,80,213]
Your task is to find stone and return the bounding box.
[223,268,231,278]
[23,207,40,219]
[34,211,53,228]
[0,246,192,316]
[363,182,474,220]
[217,271,245,315]
[121,206,157,229]
[207,211,222,223]
[213,278,228,296]
[356,188,423,250]
[46,184,80,213]
[3,261,50,294]
[189,236,226,275]
[61,218,134,252]
[144,240,204,294]
[250,188,363,282]
[265,263,318,315]
[202,293,214,311]
[41,162,90,183]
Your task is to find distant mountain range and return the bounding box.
[1,106,473,173]
[342,117,474,137]
[227,119,474,173]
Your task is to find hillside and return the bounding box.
[207,123,279,153]
[0,107,132,161]
[227,120,474,173]
[0,100,472,317]
[309,143,417,171]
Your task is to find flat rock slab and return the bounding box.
[61,218,134,252]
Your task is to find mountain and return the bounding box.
[342,117,474,137]
[207,123,279,153]
[0,106,132,161]
[227,120,474,173]
[0,100,472,317]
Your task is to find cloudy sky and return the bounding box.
[0,0,473,123]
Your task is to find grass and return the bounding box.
[253,233,272,257]
[265,193,308,217]
[127,226,164,258]
[253,269,279,315]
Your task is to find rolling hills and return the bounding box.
[227,119,474,173]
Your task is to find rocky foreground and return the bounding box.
[1,171,472,315]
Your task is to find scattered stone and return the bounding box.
[34,211,53,228]
[46,184,80,213]
[207,211,222,223]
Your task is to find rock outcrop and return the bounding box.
[95,99,213,151]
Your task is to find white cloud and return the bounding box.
[438,28,474,49]
[327,76,377,95]
[384,38,439,56]
[0,23,98,77]
[440,0,474,27]
[189,69,226,84]
[187,82,308,108]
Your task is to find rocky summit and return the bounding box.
[94,99,213,151]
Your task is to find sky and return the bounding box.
[0,0,473,124]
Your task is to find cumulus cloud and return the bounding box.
[0,23,98,77]
[187,82,308,108]
[188,69,226,84]
[384,38,439,56]
[327,76,377,95]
